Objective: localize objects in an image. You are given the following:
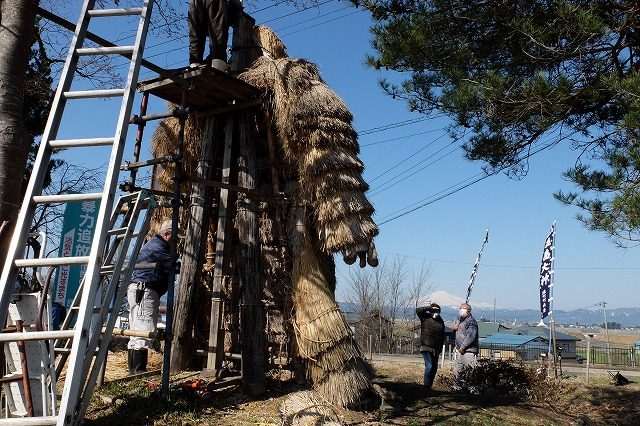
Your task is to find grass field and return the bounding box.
[84,352,640,425]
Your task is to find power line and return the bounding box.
[376,250,640,270]
[109,0,347,73]
[370,142,461,196]
[280,9,363,37]
[360,116,430,135]
[369,133,447,183]
[377,172,491,225]
[360,127,444,148]
[376,130,575,225]
[260,0,334,24]
[274,4,352,33]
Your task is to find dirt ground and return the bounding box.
[84,352,640,426]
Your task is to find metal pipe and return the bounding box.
[16,321,34,417]
[0,330,75,343]
[36,267,57,331]
[129,92,149,187]
[130,107,191,124]
[121,155,178,171]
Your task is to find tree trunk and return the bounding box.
[0,0,39,279]
[170,117,218,372]
[0,0,37,221]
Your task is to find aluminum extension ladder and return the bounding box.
[0,0,155,424]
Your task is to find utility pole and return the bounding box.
[596,302,611,365]
[493,296,496,323]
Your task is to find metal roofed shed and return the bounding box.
[481,334,548,361]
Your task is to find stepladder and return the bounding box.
[1,191,155,423]
[0,0,158,424]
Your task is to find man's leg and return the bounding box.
[428,352,439,387]
[127,284,140,374]
[422,351,435,388]
[188,0,207,64]
[129,288,160,373]
[462,353,479,394]
[206,0,229,61]
[451,351,462,391]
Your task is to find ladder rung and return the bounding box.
[70,307,108,314]
[100,264,125,274]
[64,89,125,99]
[0,417,58,425]
[33,192,102,203]
[54,347,99,354]
[1,373,23,382]
[15,256,89,268]
[0,330,75,343]
[49,137,114,148]
[87,7,143,17]
[76,46,135,56]
[107,227,127,236]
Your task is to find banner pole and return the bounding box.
[465,229,489,303]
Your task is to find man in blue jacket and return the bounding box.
[127,220,174,374]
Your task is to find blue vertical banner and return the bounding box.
[52,199,100,308]
[539,222,555,319]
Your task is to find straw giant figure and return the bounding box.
[151,26,378,410]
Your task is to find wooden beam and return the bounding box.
[206,115,235,372]
[171,116,218,372]
[237,112,265,396]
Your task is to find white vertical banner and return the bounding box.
[466,229,489,303]
[539,222,555,319]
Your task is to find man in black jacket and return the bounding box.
[127,220,174,375]
[188,0,242,68]
[416,303,445,389]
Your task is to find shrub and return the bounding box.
[441,358,563,401]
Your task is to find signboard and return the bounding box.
[52,199,100,308]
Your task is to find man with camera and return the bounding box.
[416,302,445,389]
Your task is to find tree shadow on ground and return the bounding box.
[374,379,529,425]
[371,376,640,426]
[84,374,300,426]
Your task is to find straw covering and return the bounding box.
[149,24,378,411]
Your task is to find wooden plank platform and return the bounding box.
[137,65,262,110]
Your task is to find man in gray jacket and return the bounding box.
[452,302,479,387]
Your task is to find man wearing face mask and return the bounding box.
[416,303,445,389]
[452,302,479,387]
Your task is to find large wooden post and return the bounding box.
[237,111,265,395]
[206,115,234,372]
[170,116,218,372]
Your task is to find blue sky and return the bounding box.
[46,0,640,310]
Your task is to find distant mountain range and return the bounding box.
[339,290,640,328]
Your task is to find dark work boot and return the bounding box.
[127,349,135,375]
[130,349,148,374]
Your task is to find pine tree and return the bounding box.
[353,0,640,244]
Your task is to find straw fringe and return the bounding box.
[312,360,371,407]
[279,390,342,426]
[238,56,379,254]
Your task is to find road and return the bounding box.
[370,353,640,378]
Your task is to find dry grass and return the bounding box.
[84,357,640,425]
